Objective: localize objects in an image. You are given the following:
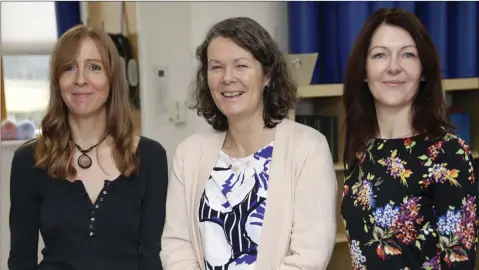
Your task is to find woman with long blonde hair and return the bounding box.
[8,25,167,270]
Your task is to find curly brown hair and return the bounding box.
[30,25,138,180]
[190,17,297,131]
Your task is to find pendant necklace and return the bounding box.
[75,133,109,169]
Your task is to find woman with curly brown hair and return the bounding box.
[160,17,338,270]
[8,25,168,270]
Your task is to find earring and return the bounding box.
[420,76,425,81]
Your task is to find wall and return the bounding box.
[0,2,288,268]
[1,143,14,269]
[1,56,6,121]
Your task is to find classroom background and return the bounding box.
[1,1,478,268]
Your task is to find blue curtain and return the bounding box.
[55,1,82,38]
[288,1,478,84]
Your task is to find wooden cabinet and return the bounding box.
[288,78,479,268]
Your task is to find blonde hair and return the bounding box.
[33,24,138,179]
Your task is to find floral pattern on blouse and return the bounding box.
[341,131,478,269]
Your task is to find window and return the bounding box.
[3,55,51,127]
[1,2,57,134]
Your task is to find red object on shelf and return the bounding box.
[1,120,18,141]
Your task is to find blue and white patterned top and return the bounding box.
[198,142,274,270]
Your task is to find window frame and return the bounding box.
[1,53,6,121]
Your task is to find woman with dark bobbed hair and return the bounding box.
[161,17,338,270]
[341,8,477,269]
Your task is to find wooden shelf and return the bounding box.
[443,78,479,92]
[335,232,348,243]
[298,77,479,98]
[299,83,343,98]
[334,163,344,171]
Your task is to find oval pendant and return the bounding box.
[78,154,92,169]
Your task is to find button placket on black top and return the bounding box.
[88,180,114,238]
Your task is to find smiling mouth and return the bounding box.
[221,91,245,97]
[72,93,92,97]
[383,81,405,86]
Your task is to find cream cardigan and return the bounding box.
[160,119,338,270]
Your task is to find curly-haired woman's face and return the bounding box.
[206,37,270,121]
[58,37,110,118]
[366,24,422,110]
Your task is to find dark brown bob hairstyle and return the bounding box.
[30,25,138,180]
[190,17,297,131]
[343,8,451,166]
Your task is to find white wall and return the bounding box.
[0,2,288,267]
[1,143,15,270]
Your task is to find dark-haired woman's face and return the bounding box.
[206,36,270,121]
[366,24,422,110]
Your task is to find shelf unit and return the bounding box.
[87,2,142,136]
[289,77,479,269]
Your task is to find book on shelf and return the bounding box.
[449,112,471,146]
[295,114,339,163]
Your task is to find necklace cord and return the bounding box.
[74,133,109,169]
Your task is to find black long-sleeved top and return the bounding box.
[8,136,168,270]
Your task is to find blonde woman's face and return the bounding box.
[58,37,110,118]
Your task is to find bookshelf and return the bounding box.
[289,77,479,269]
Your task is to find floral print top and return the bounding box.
[341,131,478,269]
